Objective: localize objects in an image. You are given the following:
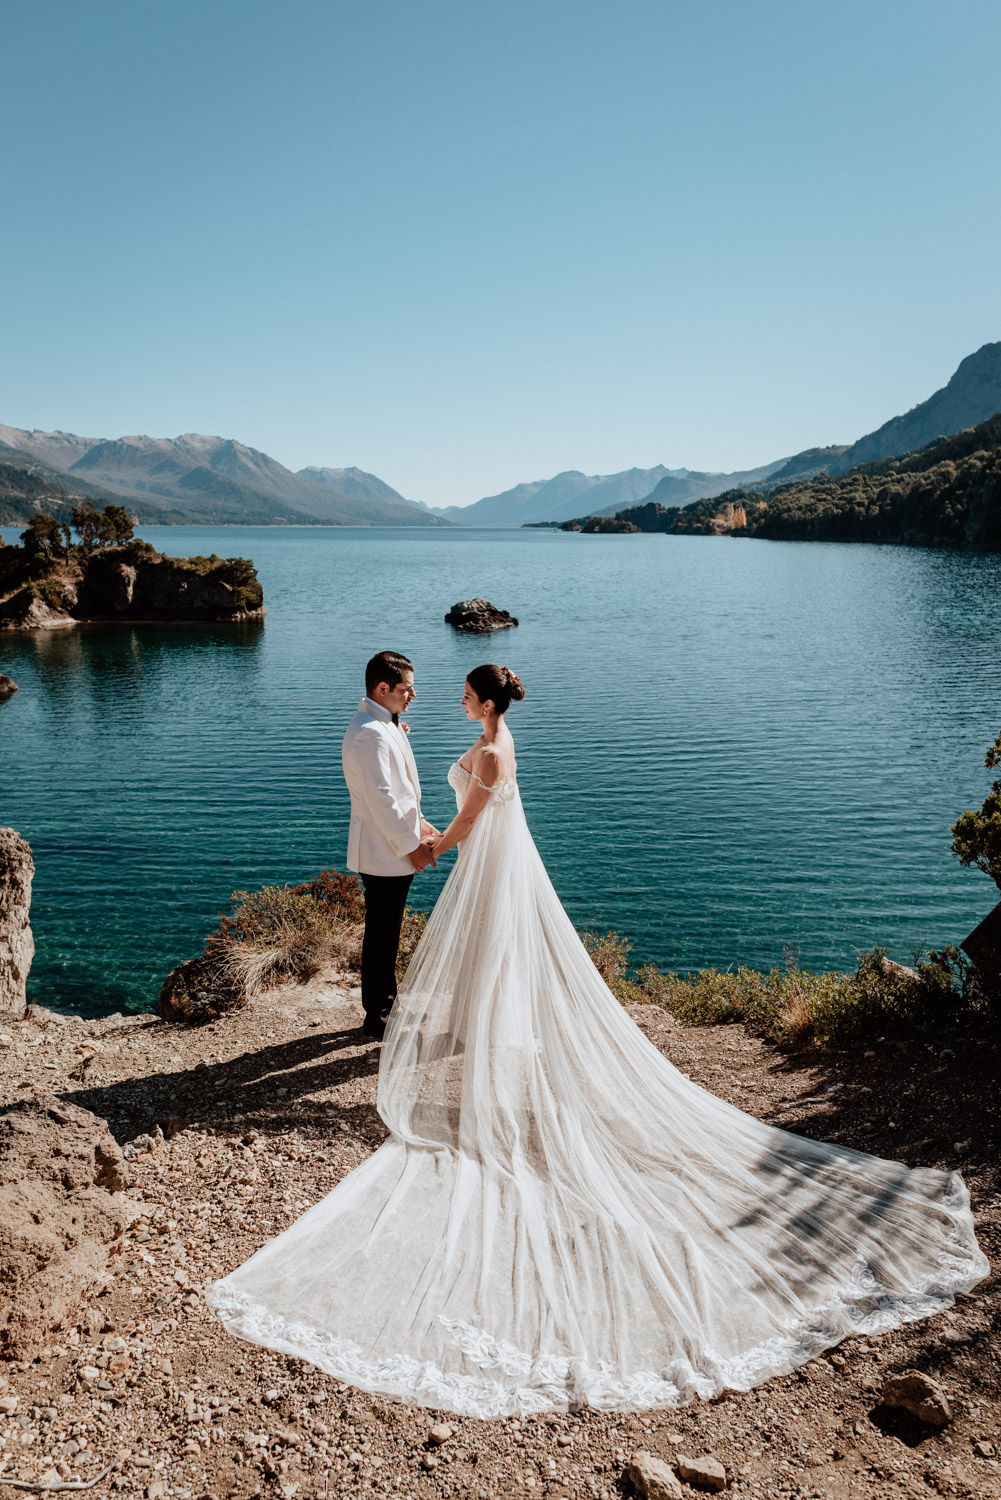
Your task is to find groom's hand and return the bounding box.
[408,839,436,872]
[420,819,440,841]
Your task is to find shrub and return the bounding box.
[619,944,995,1048]
[288,867,366,924]
[580,929,644,1003]
[396,908,429,983]
[204,873,364,998]
[951,729,1001,890]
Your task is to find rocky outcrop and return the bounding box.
[0,543,265,631]
[444,598,518,632]
[0,829,34,1020]
[158,953,244,1023]
[0,1095,131,1357]
[0,674,17,695]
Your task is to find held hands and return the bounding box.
[408,836,438,872]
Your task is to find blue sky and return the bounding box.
[3,0,999,507]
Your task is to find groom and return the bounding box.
[342,651,438,1040]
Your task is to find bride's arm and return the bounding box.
[432,754,501,858]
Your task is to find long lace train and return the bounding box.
[205,763,989,1416]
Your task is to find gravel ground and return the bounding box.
[0,973,997,1499]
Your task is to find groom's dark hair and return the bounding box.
[365,650,414,695]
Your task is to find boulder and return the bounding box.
[444,598,519,632]
[627,1449,684,1499]
[0,828,34,1021]
[881,956,919,982]
[882,1369,952,1426]
[158,952,244,1023]
[676,1453,728,1491]
[961,899,1001,990]
[0,1095,131,1357]
[0,675,17,696]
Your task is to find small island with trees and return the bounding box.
[0,504,264,630]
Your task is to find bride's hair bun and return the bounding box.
[466,663,526,713]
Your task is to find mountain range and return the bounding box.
[2,341,999,530]
[0,427,449,528]
[438,341,1001,526]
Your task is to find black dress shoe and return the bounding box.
[362,1018,385,1041]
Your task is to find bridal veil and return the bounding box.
[206,763,988,1417]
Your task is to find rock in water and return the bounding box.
[676,1452,728,1491]
[627,1449,684,1499]
[0,828,34,1020]
[0,674,17,695]
[882,1369,953,1426]
[0,1094,131,1357]
[444,598,519,632]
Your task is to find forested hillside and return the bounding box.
[0,462,77,525]
[661,415,1001,547]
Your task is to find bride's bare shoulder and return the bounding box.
[467,744,499,784]
[472,735,515,785]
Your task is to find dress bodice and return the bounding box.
[447,759,518,805]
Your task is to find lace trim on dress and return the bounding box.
[204,1175,986,1419]
[451,760,518,801]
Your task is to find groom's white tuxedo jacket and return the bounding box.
[342,697,423,877]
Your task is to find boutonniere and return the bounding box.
[400,720,411,734]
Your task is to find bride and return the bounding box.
[206,664,988,1418]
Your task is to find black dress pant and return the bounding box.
[359,872,414,1028]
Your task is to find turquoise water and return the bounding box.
[1,524,999,1016]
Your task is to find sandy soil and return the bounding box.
[0,972,997,1499]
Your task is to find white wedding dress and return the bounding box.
[206,761,988,1417]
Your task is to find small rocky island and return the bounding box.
[444,597,518,632]
[0,505,264,629]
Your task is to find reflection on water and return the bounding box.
[0,525,998,1016]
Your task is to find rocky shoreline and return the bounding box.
[0,974,996,1499]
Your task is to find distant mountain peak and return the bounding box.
[297,465,423,510]
[830,341,1001,474]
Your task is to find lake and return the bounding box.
[1,523,999,1016]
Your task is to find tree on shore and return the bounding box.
[951,731,1001,889]
[70,501,136,551]
[20,513,68,560]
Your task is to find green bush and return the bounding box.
[618,944,992,1048]
[951,730,1001,889]
[580,929,644,1002]
[396,908,430,983]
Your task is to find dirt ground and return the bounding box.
[0,972,997,1499]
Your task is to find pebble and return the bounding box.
[428,1422,454,1445]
